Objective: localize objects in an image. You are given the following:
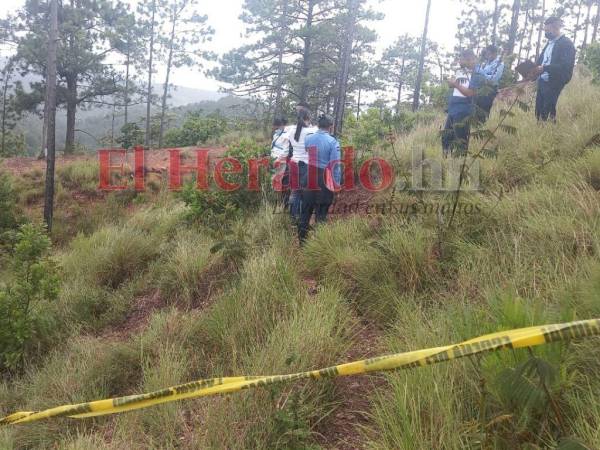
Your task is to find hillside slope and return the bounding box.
[1,73,600,450]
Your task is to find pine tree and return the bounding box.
[413,0,432,112]
[331,0,381,135]
[138,0,162,148]
[44,0,58,231]
[593,0,600,43]
[15,0,123,153]
[212,0,298,113]
[507,0,522,57]
[111,8,146,127]
[380,35,420,114]
[0,57,25,156]
[536,0,547,58]
[157,0,213,149]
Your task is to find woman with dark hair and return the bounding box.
[298,114,341,243]
[285,108,317,222]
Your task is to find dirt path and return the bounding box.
[302,275,385,450]
[316,318,385,450]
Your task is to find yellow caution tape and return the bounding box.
[2,318,599,426]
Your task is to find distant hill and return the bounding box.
[14,88,252,154]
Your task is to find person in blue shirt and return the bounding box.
[298,114,341,243]
[442,49,485,157]
[474,45,505,121]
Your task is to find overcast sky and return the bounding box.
[0,0,558,91]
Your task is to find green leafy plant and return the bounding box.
[0,172,18,232]
[582,43,600,84]
[0,224,60,372]
[117,122,145,149]
[164,111,228,147]
[179,138,270,230]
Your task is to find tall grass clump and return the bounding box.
[199,287,352,449]
[156,230,223,308]
[3,337,142,449]
[57,161,99,196]
[304,217,439,322]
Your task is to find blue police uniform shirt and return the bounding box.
[448,69,485,117]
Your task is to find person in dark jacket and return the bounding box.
[533,17,576,121]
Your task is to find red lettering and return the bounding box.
[214,157,243,191]
[306,146,319,191]
[98,149,127,191]
[272,159,288,192]
[134,146,145,191]
[342,146,356,191]
[288,160,300,190]
[169,149,209,191]
[248,157,270,191]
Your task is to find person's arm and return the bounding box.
[331,139,342,186]
[448,79,476,97]
[490,62,504,85]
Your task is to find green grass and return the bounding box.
[2,74,600,449]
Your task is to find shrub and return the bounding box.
[179,138,270,231]
[582,43,600,84]
[0,172,18,233]
[117,122,144,149]
[164,112,228,147]
[0,224,59,372]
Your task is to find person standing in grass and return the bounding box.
[270,117,290,207]
[286,108,317,223]
[475,45,505,122]
[532,17,576,122]
[298,114,341,244]
[442,49,486,157]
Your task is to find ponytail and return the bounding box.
[294,109,310,142]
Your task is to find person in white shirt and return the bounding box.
[270,117,290,206]
[270,117,289,161]
[285,108,317,222]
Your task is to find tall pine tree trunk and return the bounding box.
[299,0,315,104]
[525,14,535,59]
[517,8,530,62]
[593,0,600,43]
[124,33,131,126]
[492,0,500,46]
[536,0,546,58]
[333,0,358,137]
[412,0,431,112]
[507,0,521,57]
[1,64,10,154]
[396,58,405,115]
[145,0,156,148]
[274,0,288,117]
[573,0,583,44]
[583,0,593,49]
[65,76,77,154]
[356,87,361,121]
[159,5,177,150]
[44,0,59,231]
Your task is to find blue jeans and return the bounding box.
[289,161,307,222]
[442,111,471,157]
